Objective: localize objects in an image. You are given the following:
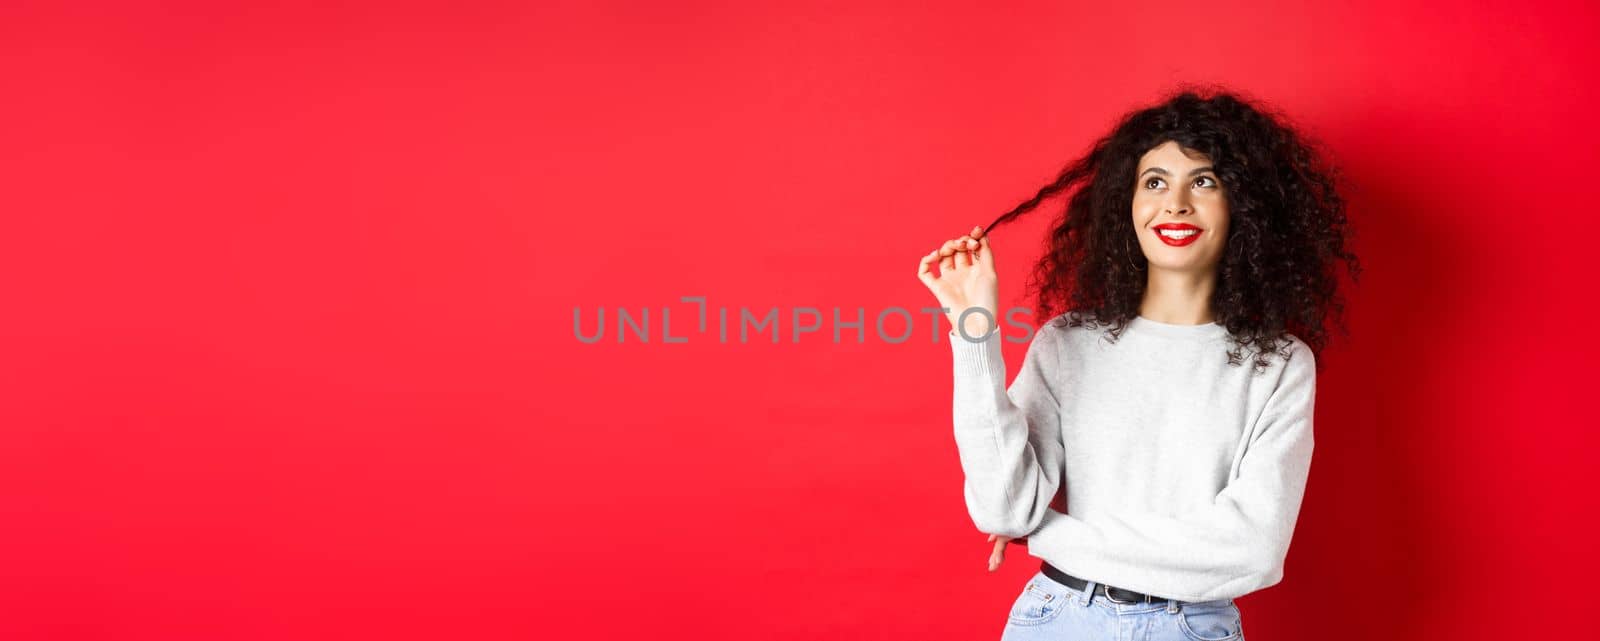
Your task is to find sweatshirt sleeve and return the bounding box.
[948,323,1066,539]
[1022,340,1316,602]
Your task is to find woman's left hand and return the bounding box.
[986,534,1014,572]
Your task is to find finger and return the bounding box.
[940,240,958,272]
[955,235,974,267]
[971,224,985,240]
[918,250,938,283]
[975,236,993,267]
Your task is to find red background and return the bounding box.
[3,1,1595,639]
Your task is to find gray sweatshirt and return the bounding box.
[949,313,1315,602]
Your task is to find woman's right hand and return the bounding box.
[917,225,1000,339]
[986,533,1013,572]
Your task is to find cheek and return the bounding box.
[1131,197,1160,218]
[1209,222,1229,248]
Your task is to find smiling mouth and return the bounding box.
[1153,226,1202,246]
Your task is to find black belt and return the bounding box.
[1040,561,1174,605]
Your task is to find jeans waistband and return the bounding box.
[1040,560,1174,606]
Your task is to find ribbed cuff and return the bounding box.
[949,328,1006,385]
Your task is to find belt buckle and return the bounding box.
[1102,585,1148,605]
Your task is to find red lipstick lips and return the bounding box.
[1153,222,1202,247]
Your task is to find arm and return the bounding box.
[1023,340,1317,601]
[949,324,1066,539]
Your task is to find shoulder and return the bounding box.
[1035,311,1097,335]
[1022,312,1108,364]
[1269,333,1317,391]
[1028,312,1085,345]
[1007,313,1077,361]
[1280,333,1315,371]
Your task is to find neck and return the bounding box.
[1139,267,1218,325]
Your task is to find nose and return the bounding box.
[1163,195,1191,215]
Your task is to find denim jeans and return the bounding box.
[1000,569,1246,641]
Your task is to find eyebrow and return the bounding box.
[1140,166,1215,177]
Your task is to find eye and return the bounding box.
[1195,175,1218,188]
[1143,177,1166,189]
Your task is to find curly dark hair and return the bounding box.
[984,86,1361,373]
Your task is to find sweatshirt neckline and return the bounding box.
[1128,314,1228,341]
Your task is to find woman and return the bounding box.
[915,88,1360,640]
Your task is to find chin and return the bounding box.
[1146,258,1214,273]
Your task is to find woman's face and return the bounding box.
[1131,141,1230,275]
